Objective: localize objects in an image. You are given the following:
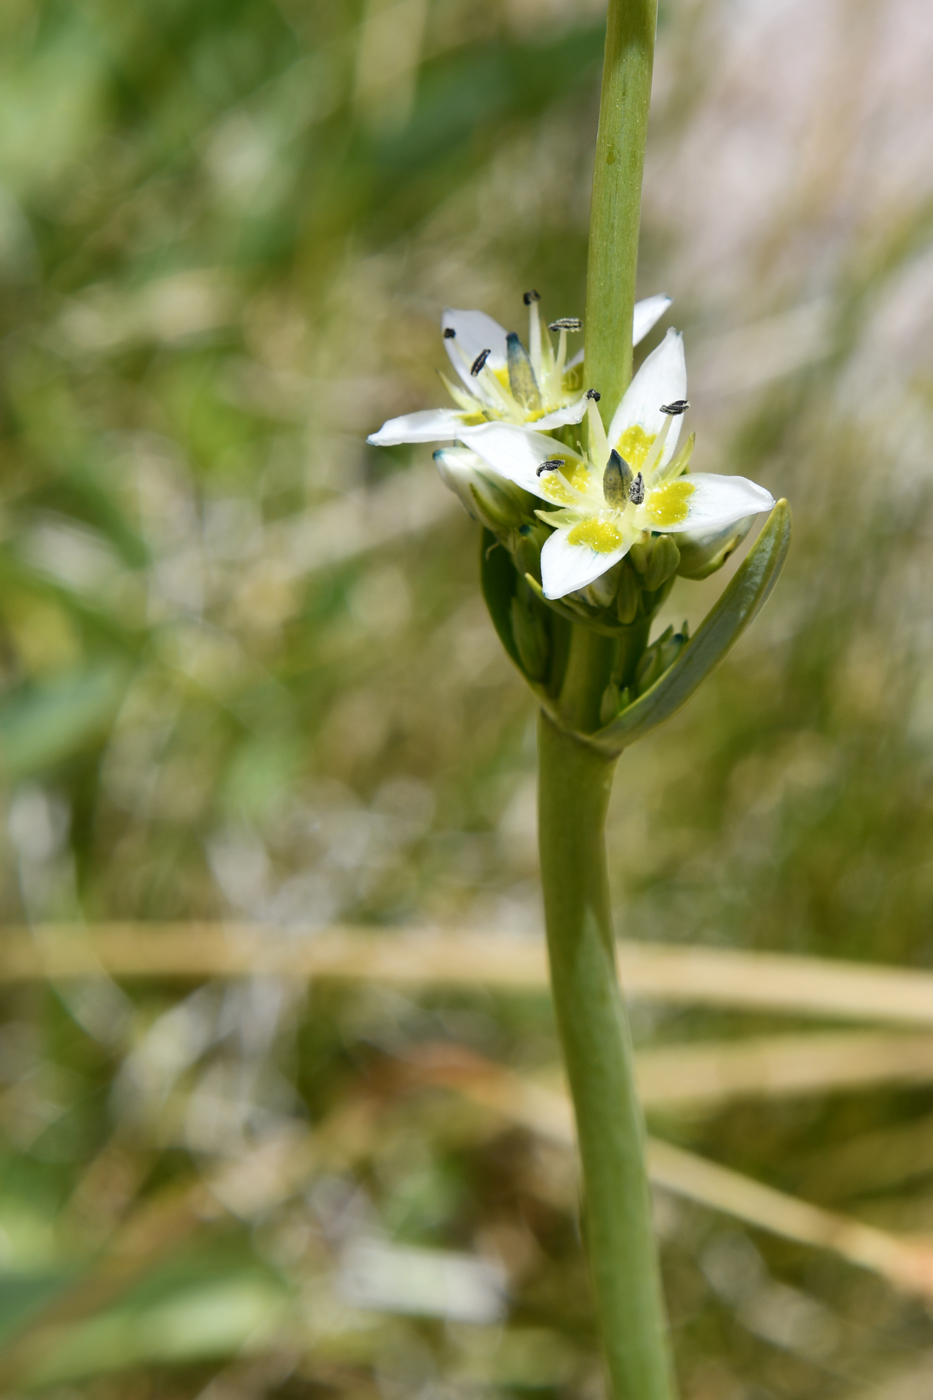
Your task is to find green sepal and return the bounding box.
[587,499,791,756]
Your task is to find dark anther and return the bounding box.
[585,388,601,401]
[536,457,566,477]
[548,317,582,332]
[471,348,491,376]
[629,471,645,505]
[443,327,456,339]
[660,399,690,415]
[523,290,541,305]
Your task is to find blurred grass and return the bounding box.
[0,0,933,1395]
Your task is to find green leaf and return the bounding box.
[589,500,791,756]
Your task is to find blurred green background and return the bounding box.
[1,0,933,1395]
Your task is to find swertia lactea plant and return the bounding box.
[368,3,790,1398]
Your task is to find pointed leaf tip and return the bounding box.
[589,499,791,756]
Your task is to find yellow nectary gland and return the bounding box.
[541,476,579,506]
[646,478,694,527]
[616,424,656,471]
[567,517,623,552]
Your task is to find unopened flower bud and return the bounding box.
[434,447,531,533]
[628,540,649,575]
[599,679,632,726]
[513,520,549,580]
[584,560,621,610]
[510,581,549,682]
[600,679,621,727]
[615,561,640,625]
[643,534,680,591]
[634,623,689,696]
[676,516,755,580]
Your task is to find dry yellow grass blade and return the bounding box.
[405,1046,933,1302]
[7,923,933,1026]
[401,1032,933,1120]
[636,1032,933,1109]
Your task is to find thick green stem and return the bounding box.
[538,711,677,1400]
[536,3,674,1394]
[584,0,658,424]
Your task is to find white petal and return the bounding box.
[566,347,584,370]
[608,328,687,470]
[534,396,589,430]
[541,524,630,600]
[460,422,584,502]
[367,408,467,446]
[632,295,672,346]
[656,473,774,534]
[442,308,509,388]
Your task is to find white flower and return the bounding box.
[367,293,671,447]
[461,328,774,601]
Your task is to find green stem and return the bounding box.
[584,0,658,424]
[537,3,674,1393]
[538,709,677,1400]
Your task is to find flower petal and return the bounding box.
[367,407,468,446]
[442,308,509,388]
[534,396,589,430]
[540,523,630,600]
[632,294,672,346]
[460,422,585,503]
[608,328,687,470]
[649,473,774,534]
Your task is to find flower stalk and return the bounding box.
[367,0,791,1392]
[538,711,675,1400]
[535,2,681,1393]
[585,0,659,427]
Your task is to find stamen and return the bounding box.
[661,399,689,415]
[536,457,566,477]
[523,290,541,305]
[443,327,456,339]
[641,410,675,477]
[603,449,633,507]
[445,337,515,417]
[548,318,582,332]
[554,326,568,386]
[586,389,601,401]
[629,472,645,505]
[587,397,609,469]
[528,299,544,389]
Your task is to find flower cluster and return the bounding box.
[368,293,775,714]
